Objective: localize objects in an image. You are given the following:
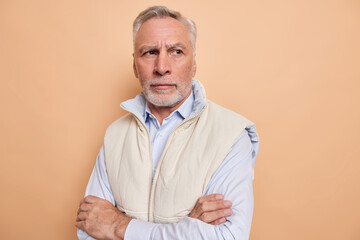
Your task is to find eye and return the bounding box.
[173,49,183,55]
[143,50,157,56]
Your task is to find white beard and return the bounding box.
[141,78,192,107]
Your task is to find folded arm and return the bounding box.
[77,128,258,240]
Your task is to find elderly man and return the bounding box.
[76,6,259,240]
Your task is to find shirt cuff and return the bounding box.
[124,219,158,240]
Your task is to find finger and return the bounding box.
[76,211,88,222]
[75,220,85,230]
[84,195,114,207]
[190,199,232,219]
[79,198,86,206]
[77,203,92,215]
[200,208,232,223]
[199,200,232,212]
[78,195,96,206]
[83,195,100,204]
[209,217,226,225]
[190,194,224,217]
[197,194,224,204]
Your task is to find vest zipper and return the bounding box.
[148,104,207,222]
[122,103,207,222]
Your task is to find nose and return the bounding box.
[154,52,171,76]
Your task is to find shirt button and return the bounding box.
[159,132,163,137]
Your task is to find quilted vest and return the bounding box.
[104,100,255,223]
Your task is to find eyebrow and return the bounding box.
[138,43,187,54]
[138,45,157,53]
[165,43,187,49]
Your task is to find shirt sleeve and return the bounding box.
[124,127,259,240]
[77,145,115,240]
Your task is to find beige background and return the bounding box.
[1,0,359,239]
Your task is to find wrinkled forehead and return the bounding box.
[134,17,192,49]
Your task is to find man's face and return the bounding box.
[133,17,196,108]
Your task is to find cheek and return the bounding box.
[136,63,152,77]
[177,60,193,73]
[184,62,195,77]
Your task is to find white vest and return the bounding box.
[104,100,255,223]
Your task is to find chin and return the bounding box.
[146,93,183,108]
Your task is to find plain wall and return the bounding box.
[1,0,359,239]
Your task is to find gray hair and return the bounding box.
[133,6,197,53]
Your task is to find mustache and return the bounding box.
[147,77,178,86]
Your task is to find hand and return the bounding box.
[75,195,131,240]
[188,194,232,225]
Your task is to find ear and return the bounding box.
[191,58,197,78]
[133,53,139,78]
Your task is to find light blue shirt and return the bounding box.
[78,81,259,240]
[144,88,195,179]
